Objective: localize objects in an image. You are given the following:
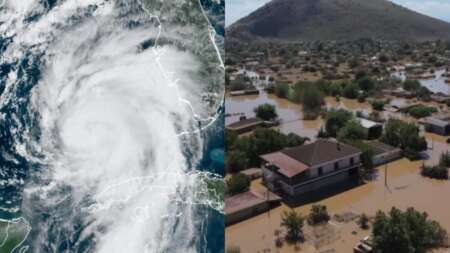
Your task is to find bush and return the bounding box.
[406,105,437,118]
[337,120,365,141]
[329,83,343,96]
[357,93,366,103]
[373,207,448,253]
[359,213,370,230]
[274,83,290,98]
[403,79,421,91]
[439,152,450,167]
[371,100,386,111]
[254,103,278,121]
[302,85,324,117]
[307,205,330,225]
[381,119,427,157]
[226,246,241,253]
[325,109,354,137]
[421,165,448,180]
[225,150,247,173]
[281,210,305,243]
[230,128,308,167]
[226,173,251,196]
[358,77,375,92]
[343,82,360,99]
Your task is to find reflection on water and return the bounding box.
[225,91,321,139]
[226,89,450,253]
[226,158,450,253]
[393,68,450,95]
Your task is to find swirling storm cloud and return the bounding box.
[0,0,224,252]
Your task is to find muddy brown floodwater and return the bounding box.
[226,92,450,253]
[226,158,450,253]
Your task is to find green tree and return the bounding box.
[225,129,238,151]
[359,213,370,230]
[281,210,305,243]
[275,82,290,98]
[329,83,343,96]
[337,120,365,141]
[406,105,437,118]
[254,103,278,121]
[439,152,450,167]
[302,85,324,119]
[358,77,375,92]
[343,82,360,99]
[381,119,427,159]
[403,79,421,91]
[307,205,330,225]
[372,207,447,253]
[325,109,354,137]
[225,150,247,173]
[226,173,251,196]
[371,100,386,111]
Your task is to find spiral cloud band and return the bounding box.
[0,0,223,252]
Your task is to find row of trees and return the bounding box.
[381,118,427,160]
[280,205,331,243]
[373,207,448,253]
[225,128,308,173]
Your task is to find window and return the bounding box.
[318,167,323,176]
[334,162,339,171]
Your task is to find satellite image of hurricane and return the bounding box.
[0,0,224,252]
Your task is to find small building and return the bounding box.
[358,118,383,140]
[365,141,402,166]
[225,190,281,226]
[226,117,264,134]
[261,140,362,198]
[423,116,450,136]
[226,117,278,134]
[229,89,259,96]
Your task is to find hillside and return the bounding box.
[226,0,450,42]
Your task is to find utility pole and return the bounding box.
[384,162,388,187]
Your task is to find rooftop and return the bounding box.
[358,118,382,129]
[425,117,450,128]
[226,117,262,130]
[225,190,281,215]
[260,152,309,178]
[281,139,361,167]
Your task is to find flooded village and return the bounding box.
[224,40,450,253]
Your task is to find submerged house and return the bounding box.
[261,140,362,197]
[225,190,281,226]
[358,118,383,140]
[423,116,450,136]
[226,117,264,134]
[226,116,278,134]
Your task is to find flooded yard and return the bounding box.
[226,158,450,253]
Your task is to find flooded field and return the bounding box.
[225,90,444,140]
[226,158,450,253]
[393,68,450,95]
[226,87,450,253]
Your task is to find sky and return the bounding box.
[225,0,450,27]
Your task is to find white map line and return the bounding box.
[138,0,224,137]
[0,217,31,253]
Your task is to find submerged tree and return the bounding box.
[281,210,305,243]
